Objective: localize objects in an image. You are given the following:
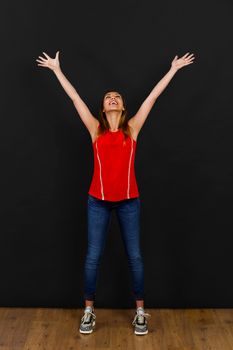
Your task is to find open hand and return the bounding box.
[36,51,60,71]
[171,52,195,71]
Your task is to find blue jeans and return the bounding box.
[83,194,145,301]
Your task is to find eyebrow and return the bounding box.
[105,93,121,97]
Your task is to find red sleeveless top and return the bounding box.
[88,125,139,201]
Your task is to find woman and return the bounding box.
[36,51,195,335]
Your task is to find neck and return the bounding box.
[105,111,121,130]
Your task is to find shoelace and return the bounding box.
[132,311,151,326]
[81,310,96,324]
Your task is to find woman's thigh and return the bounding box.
[115,197,141,257]
[87,194,112,256]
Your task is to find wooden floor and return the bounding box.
[0,308,232,350]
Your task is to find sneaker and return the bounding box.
[79,307,96,334]
[132,308,151,335]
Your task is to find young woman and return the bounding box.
[36,51,195,335]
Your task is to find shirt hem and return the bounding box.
[88,191,140,202]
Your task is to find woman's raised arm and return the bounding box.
[36,51,98,136]
[129,52,195,135]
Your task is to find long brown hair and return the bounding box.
[96,90,132,143]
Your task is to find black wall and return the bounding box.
[0,0,232,308]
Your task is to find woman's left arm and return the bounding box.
[129,52,195,133]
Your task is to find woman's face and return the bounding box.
[103,91,125,113]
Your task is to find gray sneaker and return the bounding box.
[132,309,151,335]
[79,308,96,334]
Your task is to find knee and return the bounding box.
[127,253,144,266]
[85,247,103,267]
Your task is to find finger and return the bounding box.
[182,52,190,59]
[185,55,195,63]
[185,61,194,66]
[36,59,45,64]
[187,56,195,62]
[38,56,47,61]
[42,51,50,59]
[186,54,194,60]
[37,64,46,66]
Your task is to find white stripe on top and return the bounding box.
[95,140,105,200]
[127,137,134,198]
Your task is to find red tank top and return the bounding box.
[88,125,139,201]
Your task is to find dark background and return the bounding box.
[0,0,232,308]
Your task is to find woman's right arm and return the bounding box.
[36,51,98,136]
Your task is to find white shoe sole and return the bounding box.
[134,329,148,335]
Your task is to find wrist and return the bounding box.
[170,66,178,74]
[53,66,61,74]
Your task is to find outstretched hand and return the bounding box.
[171,52,195,71]
[36,51,60,71]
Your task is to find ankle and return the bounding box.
[84,305,94,312]
[136,306,145,314]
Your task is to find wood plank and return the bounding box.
[0,308,232,350]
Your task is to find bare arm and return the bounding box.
[129,52,195,134]
[36,51,98,135]
[53,67,98,133]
